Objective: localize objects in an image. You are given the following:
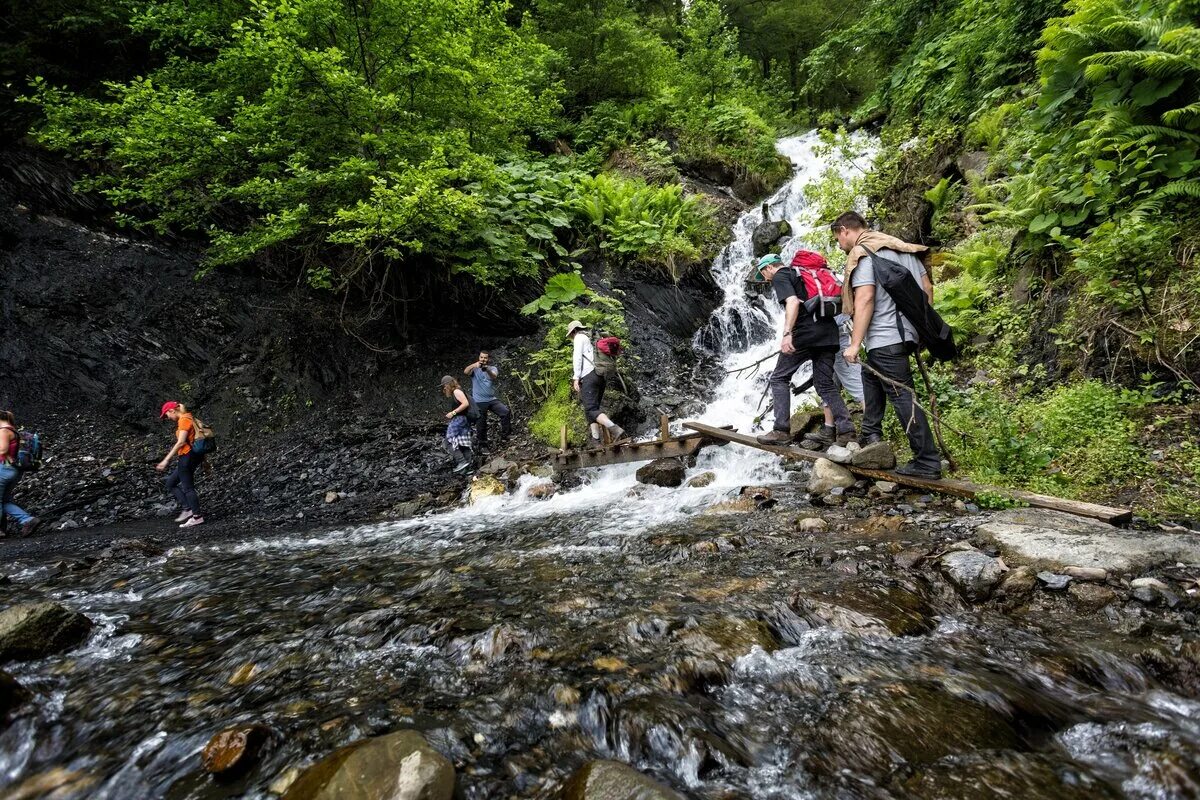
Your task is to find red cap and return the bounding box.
[791,250,828,269]
[160,401,180,418]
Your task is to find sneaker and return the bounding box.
[756,429,793,445]
[174,510,193,523]
[179,516,206,528]
[452,460,472,474]
[19,517,40,536]
[835,429,858,445]
[894,461,942,480]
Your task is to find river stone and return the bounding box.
[792,580,935,637]
[976,508,1200,571]
[1037,571,1071,590]
[1,669,31,719]
[824,445,854,464]
[796,516,829,533]
[808,459,854,494]
[939,550,1007,602]
[675,617,779,664]
[1068,582,1118,611]
[993,565,1038,600]
[686,471,716,488]
[563,760,684,800]
[469,475,505,503]
[636,458,685,488]
[898,750,1115,799]
[283,730,453,800]
[202,724,271,776]
[0,602,93,662]
[1063,566,1108,582]
[811,681,1020,778]
[527,483,557,500]
[750,219,791,258]
[851,441,897,470]
[480,456,517,476]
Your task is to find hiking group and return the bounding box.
[755,210,952,480]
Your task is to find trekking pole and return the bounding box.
[914,351,958,472]
[857,361,971,442]
[726,350,781,377]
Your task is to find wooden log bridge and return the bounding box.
[553,416,730,470]
[682,421,1133,525]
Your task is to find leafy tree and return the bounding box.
[676,0,750,107]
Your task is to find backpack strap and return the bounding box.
[859,245,910,345]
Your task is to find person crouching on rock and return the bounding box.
[441,376,476,474]
[568,320,627,447]
[755,251,857,448]
[0,410,39,536]
[157,401,206,528]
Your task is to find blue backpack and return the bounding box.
[16,431,42,472]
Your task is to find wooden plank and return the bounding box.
[559,424,568,454]
[659,414,670,443]
[682,421,1133,525]
[553,434,708,470]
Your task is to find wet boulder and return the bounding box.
[636,458,685,488]
[938,549,1007,602]
[675,617,778,664]
[468,475,506,503]
[851,441,897,470]
[202,724,271,777]
[792,579,935,637]
[527,482,557,500]
[811,681,1020,779]
[897,750,1116,799]
[283,730,453,800]
[563,760,684,800]
[686,471,716,488]
[0,602,93,662]
[750,219,792,258]
[807,459,854,494]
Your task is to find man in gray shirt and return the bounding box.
[834,212,942,479]
[464,350,511,452]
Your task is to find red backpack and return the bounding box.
[790,250,842,318]
[596,336,622,357]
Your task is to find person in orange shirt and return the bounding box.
[157,401,206,527]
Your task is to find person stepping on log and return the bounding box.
[755,251,857,448]
[568,320,627,447]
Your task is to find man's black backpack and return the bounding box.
[860,245,958,362]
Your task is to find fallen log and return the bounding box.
[682,421,1132,525]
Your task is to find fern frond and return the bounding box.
[1162,102,1200,126]
[1101,17,1172,45]
[1123,124,1200,143]
[1083,50,1200,80]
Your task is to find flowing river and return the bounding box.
[2,134,1199,799]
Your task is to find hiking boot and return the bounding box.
[179,516,206,528]
[835,429,858,446]
[452,460,472,474]
[19,517,40,536]
[608,425,630,445]
[800,425,835,451]
[174,510,193,523]
[756,429,793,445]
[858,433,883,447]
[894,461,942,480]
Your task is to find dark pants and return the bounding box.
[580,371,606,424]
[473,399,511,446]
[862,343,941,470]
[166,452,204,516]
[770,347,853,434]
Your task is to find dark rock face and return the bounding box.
[283,730,454,800]
[636,458,685,488]
[563,760,684,800]
[0,601,92,662]
[750,219,791,258]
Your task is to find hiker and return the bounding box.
[834,312,865,405]
[463,350,511,453]
[157,401,207,527]
[568,320,627,447]
[0,411,39,536]
[440,376,476,474]
[834,211,942,479]
[755,251,857,448]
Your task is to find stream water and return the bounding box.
[3,134,1200,799]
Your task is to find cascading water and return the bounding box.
[3,132,1199,800]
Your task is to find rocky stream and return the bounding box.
[2,135,1200,799]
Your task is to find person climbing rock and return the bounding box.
[755,252,857,447]
[834,211,942,479]
[463,350,511,453]
[568,320,627,447]
[157,401,207,527]
[440,376,476,474]
[0,410,39,537]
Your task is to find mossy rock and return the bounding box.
[562,760,684,800]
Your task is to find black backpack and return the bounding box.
[860,245,958,362]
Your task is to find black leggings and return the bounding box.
[580,371,607,424]
[166,452,204,515]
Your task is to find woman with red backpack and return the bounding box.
[0,410,39,536]
[568,320,628,447]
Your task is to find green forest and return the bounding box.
[3,0,1199,519]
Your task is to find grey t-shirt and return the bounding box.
[851,248,927,352]
[471,366,499,403]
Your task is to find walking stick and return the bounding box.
[914,351,958,472]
